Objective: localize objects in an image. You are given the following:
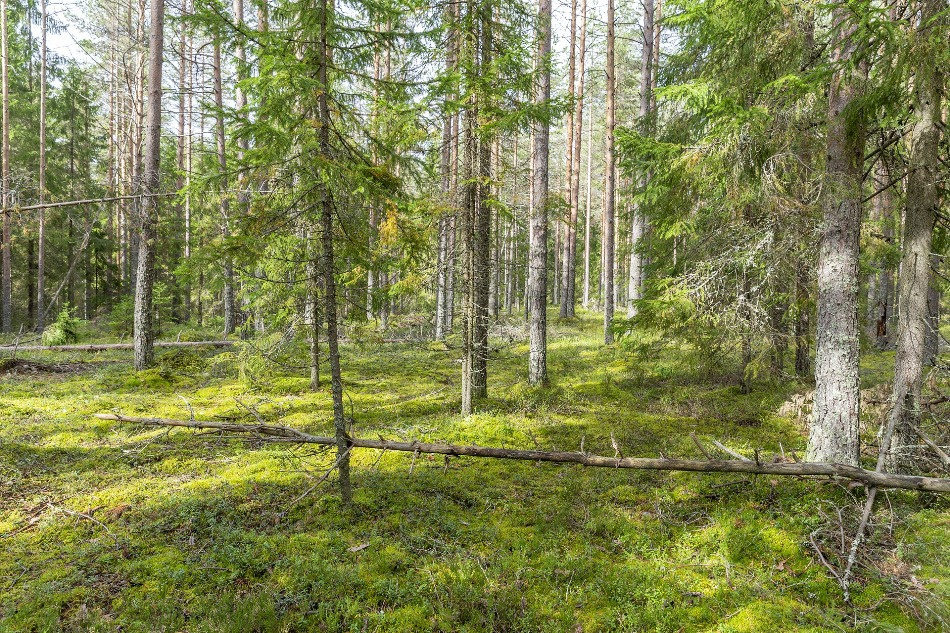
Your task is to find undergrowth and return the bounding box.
[0,312,947,632]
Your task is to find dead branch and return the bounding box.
[94,414,950,493]
[5,341,235,352]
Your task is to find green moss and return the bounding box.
[0,312,947,631]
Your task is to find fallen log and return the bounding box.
[94,413,950,493]
[5,341,235,352]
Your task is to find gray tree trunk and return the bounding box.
[133,0,165,370]
[807,5,864,466]
[627,0,653,319]
[36,0,47,332]
[602,0,616,344]
[866,164,895,349]
[528,0,551,384]
[885,0,943,472]
[0,0,10,333]
[213,42,236,336]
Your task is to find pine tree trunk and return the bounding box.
[602,0,616,344]
[528,0,552,384]
[807,5,864,466]
[133,0,165,370]
[885,0,943,472]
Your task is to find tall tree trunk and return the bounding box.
[558,0,577,318]
[602,0,616,344]
[36,0,47,332]
[316,0,350,504]
[472,6,491,396]
[627,0,653,319]
[0,0,10,333]
[807,5,864,466]
[528,0,551,384]
[583,106,592,309]
[133,0,165,370]
[885,0,943,473]
[436,85,453,336]
[213,42,236,335]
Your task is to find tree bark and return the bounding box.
[0,0,10,333]
[627,0,653,319]
[316,0,350,503]
[36,0,48,332]
[807,5,864,465]
[602,0,616,344]
[885,0,943,473]
[96,413,950,493]
[528,0,551,384]
[866,163,894,349]
[133,0,165,370]
[213,42,236,336]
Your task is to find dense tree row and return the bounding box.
[0,0,947,478]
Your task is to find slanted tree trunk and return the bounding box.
[528,0,552,384]
[0,0,10,333]
[133,0,165,370]
[885,0,943,472]
[213,42,236,336]
[807,5,864,466]
[602,0,616,344]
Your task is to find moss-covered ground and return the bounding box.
[1,312,948,632]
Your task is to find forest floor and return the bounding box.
[1,313,948,632]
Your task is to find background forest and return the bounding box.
[1,0,950,630]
